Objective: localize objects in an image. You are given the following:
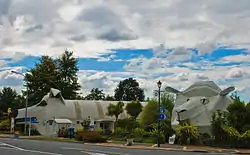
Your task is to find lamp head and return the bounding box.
[157,80,162,89]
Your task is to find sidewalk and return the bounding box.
[89,141,250,154]
[1,134,250,154]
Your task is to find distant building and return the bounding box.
[15,88,147,136]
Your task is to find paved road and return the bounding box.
[0,138,228,155]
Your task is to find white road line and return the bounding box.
[0,141,24,150]
[22,149,62,155]
[62,147,129,155]
[81,151,106,155]
[0,141,62,155]
[0,146,20,150]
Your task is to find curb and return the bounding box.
[2,135,250,154]
[87,143,250,154]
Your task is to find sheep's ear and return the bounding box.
[220,86,235,96]
[165,86,180,94]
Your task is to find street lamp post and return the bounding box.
[157,80,162,148]
[11,71,28,135]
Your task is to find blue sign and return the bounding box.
[159,114,167,120]
[25,117,30,122]
[31,117,38,124]
[160,106,166,114]
[49,121,53,126]
[25,117,38,124]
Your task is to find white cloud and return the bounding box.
[0,0,250,59]
[1,0,250,102]
[221,54,250,63]
[226,67,249,79]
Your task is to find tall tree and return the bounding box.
[107,101,124,122]
[125,100,142,119]
[139,100,158,129]
[85,88,105,100]
[56,50,81,99]
[24,51,82,105]
[114,78,145,101]
[0,87,24,119]
[24,55,61,105]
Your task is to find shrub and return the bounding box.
[30,128,41,136]
[133,127,148,138]
[57,127,68,138]
[0,120,9,131]
[96,128,103,135]
[175,121,199,145]
[112,127,128,138]
[149,127,165,144]
[75,131,107,143]
[240,130,250,146]
[116,117,139,132]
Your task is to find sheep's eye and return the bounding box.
[186,98,190,102]
[200,98,209,105]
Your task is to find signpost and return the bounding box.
[25,117,38,136]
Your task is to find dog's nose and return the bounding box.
[176,109,187,122]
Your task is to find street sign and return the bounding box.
[160,106,166,114]
[25,117,38,124]
[159,113,167,120]
[31,117,38,124]
[25,117,30,122]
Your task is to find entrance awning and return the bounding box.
[53,119,72,124]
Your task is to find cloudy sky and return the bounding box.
[0,0,250,101]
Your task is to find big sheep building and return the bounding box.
[15,88,148,136]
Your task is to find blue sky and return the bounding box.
[0,0,250,102]
[5,48,249,72]
[2,47,250,101]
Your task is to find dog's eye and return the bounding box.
[186,98,190,102]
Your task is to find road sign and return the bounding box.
[31,117,38,124]
[160,106,166,114]
[25,117,38,124]
[25,117,30,122]
[159,113,167,120]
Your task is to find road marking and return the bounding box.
[22,149,62,155]
[0,141,62,155]
[0,141,24,150]
[81,151,106,155]
[62,147,129,155]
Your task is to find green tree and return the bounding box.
[107,101,124,122]
[24,56,60,105]
[56,50,81,99]
[125,100,142,119]
[114,78,145,101]
[161,91,174,118]
[24,51,81,105]
[85,88,105,100]
[105,95,115,101]
[211,110,229,143]
[0,87,24,119]
[227,99,248,133]
[139,100,158,129]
